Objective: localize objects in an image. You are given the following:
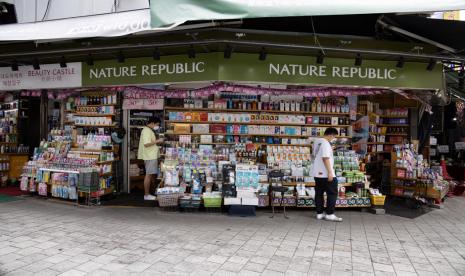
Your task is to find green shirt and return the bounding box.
[138,126,159,160]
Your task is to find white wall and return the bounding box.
[4,0,149,23]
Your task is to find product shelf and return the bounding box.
[377,124,409,127]
[165,120,350,127]
[164,132,350,138]
[74,124,118,128]
[74,113,116,117]
[165,106,350,116]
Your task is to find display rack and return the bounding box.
[0,97,30,184]
[160,95,373,210]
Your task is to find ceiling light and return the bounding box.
[153,48,160,60]
[86,54,94,66]
[427,59,436,71]
[117,51,125,63]
[60,56,67,68]
[188,45,196,59]
[11,59,18,71]
[33,58,40,70]
[453,117,457,121]
[354,54,362,66]
[259,47,267,61]
[396,57,405,68]
[224,44,232,59]
[316,51,324,64]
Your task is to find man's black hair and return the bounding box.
[147,117,161,125]
[324,127,339,136]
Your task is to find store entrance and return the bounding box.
[126,109,163,195]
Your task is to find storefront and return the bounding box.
[0,50,451,209]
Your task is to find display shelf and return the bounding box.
[384,133,408,136]
[76,104,117,107]
[74,124,118,128]
[165,106,350,116]
[282,182,352,187]
[38,168,80,174]
[0,153,29,156]
[0,133,18,135]
[164,141,312,146]
[74,113,116,117]
[391,185,420,190]
[100,172,112,177]
[379,115,408,118]
[367,151,391,155]
[0,142,17,145]
[377,124,409,127]
[392,176,425,181]
[78,187,114,196]
[165,120,350,127]
[97,160,117,165]
[367,142,397,145]
[164,132,350,138]
[70,148,115,153]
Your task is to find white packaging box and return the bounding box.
[236,190,256,198]
[242,197,259,206]
[224,197,241,205]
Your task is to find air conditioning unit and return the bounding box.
[0,2,17,24]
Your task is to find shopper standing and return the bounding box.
[138,117,164,201]
[311,127,342,222]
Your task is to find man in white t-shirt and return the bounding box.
[311,127,342,222]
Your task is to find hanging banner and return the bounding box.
[123,98,164,110]
[0,62,82,90]
[150,0,465,27]
[0,10,178,41]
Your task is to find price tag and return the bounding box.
[455,142,465,150]
[430,149,436,156]
[437,145,449,153]
[143,98,164,110]
[122,99,144,109]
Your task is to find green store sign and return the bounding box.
[82,52,444,90]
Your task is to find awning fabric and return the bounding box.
[150,0,465,28]
[0,9,178,41]
[383,14,465,52]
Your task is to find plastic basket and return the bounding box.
[370,195,385,206]
[203,197,222,208]
[158,193,182,207]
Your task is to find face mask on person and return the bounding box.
[330,138,337,144]
[153,125,160,131]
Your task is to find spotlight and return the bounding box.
[60,56,67,68]
[259,47,267,61]
[224,44,232,59]
[11,59,18,71]
[188,45,196,59]
[354,53,362,66]
[87,54,94,66]
[153,48,160,60]
[396,57,405,68]
[427,59,436,71]
[453,117,457,121]
[33,58,40,70]
[316,51,324,64]
[117,51,125,63]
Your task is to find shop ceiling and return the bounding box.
[0,14,464,67]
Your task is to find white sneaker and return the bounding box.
[316,213,326,220]
[324,214,343,222]
[144,195,156,201]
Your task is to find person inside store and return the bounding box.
[138,117,164,201]
[311,127,343,222]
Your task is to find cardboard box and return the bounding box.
[224,197,241,205]
[242,197,259,206]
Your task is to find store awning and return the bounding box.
[380,14,465,53]
[150,0,465,27]
[0,9,179,41]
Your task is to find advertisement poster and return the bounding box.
[351,116,369,155]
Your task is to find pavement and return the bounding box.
[1,197,465,276]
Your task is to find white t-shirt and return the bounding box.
[311,138,335,178]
